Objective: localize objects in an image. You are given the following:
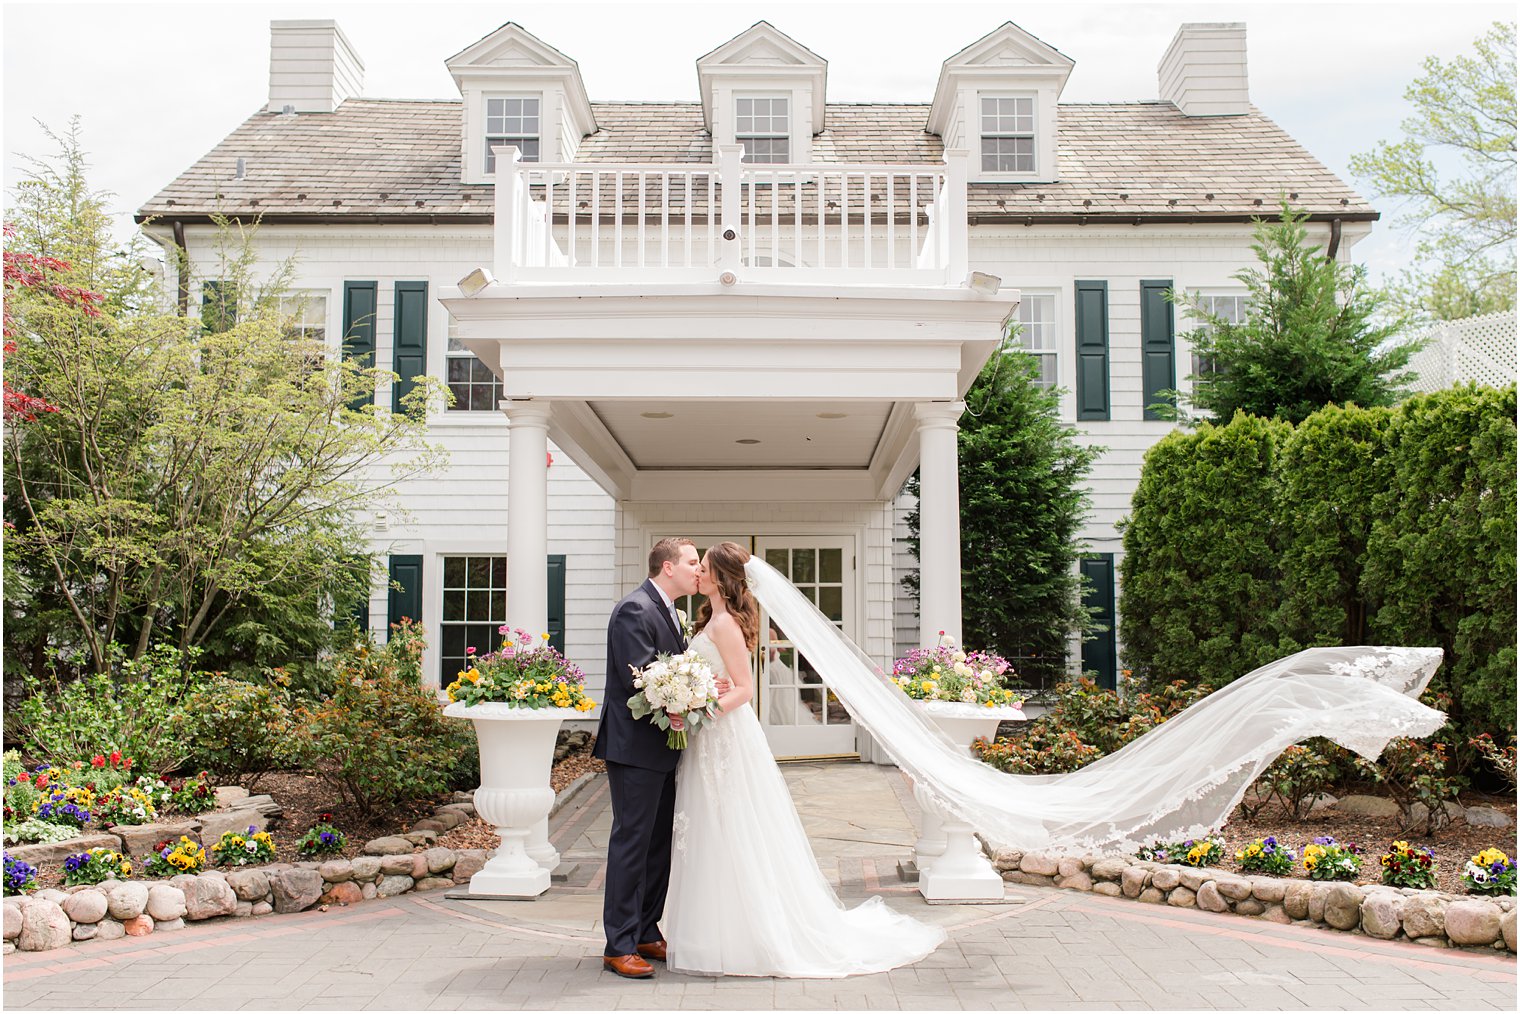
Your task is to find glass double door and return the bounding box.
[666,534,857,760]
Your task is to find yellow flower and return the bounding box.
[541,632,551,640]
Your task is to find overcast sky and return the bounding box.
[2,0,1512,285]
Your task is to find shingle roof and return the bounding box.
[136,99,1374,223]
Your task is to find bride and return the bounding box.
[663,541,946,978]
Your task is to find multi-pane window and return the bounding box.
[1008,293,1057,389]
[736,96,790,164]
[278,293,328,341]
[484,96,540,173]
[445,317,503,411]
[1190,293,1247,378]
[981,96,1036,173]
[440,556,506,684]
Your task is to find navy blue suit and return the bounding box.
[593,579,687,956]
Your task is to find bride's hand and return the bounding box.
[669,713,686,732]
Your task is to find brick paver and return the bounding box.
[4,762,1515,1011]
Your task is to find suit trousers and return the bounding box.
[602,759,677,957]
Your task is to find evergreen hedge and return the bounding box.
[1119,384,1516,746]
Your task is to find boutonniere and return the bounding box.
[675,607,694,640]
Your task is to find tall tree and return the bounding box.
[3,124,447,677]
[1169,204,1421,425]
[904,350,1098,687]
[1350,22,1516,320]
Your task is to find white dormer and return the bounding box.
[927,23,1074,184]
[447,23,596,185]
[696,22,827,164]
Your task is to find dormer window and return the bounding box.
[736,96,790,164]
[484,95,540,173]
[980,96,1036,173]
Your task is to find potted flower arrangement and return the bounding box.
[891,633,1023,903]
[441,626,597,898]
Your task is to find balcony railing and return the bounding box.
[492,144,970,287]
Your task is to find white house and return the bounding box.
[137,19,1376,760]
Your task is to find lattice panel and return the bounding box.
[1405,311,1516,394]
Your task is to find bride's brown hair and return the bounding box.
[694,541,760,652]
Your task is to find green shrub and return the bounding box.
[14,643,203,775]
[1355,736,1466,834]
[1257,740,1345,820]
[291,621,472,816]
[1118,413,1290,689]
[182,673,297,789]
[1364,385,1517,746]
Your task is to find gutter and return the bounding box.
[171,220,190,315]
[1327,218,1343,260]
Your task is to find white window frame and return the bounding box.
[1005,290,1059,391]
[979,93,1038,176]
[483,93,542,174]
[444,316,503,412]
[1185,290,1249,381]
[439,554,508,685]
[277,290,330,343]
[735,94,791,165]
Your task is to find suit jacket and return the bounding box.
[593,579,688,772]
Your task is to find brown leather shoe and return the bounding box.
[635,940,668,963]
[603,954,655,979]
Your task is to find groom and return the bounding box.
[594,537,699,979]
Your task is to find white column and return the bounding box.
[504,399,551,637]
[914,401,965,647]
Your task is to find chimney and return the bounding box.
[1158,23,1248,117]
[267,20,365,114]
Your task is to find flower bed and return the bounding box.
[991,846,1517,953]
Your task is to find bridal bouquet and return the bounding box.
[628,650,722,749]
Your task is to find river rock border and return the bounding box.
[3,790,499,954]
[993,847,1518,954]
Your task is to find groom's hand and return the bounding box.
[715,675,732,694]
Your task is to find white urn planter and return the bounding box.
[443,701,579,898]
[913,700,1024,903]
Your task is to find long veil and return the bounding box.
[743,556,1446,854]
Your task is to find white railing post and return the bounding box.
[942,148,970,287]
[718,144,744,273]
[493,146,523,284]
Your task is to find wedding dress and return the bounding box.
[743,556,1448,855]
[664,630,947,978]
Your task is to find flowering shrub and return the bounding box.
[144,836,206,876]
[1256,741,1343,820]
[890,633,1022,708]
[211,827,277,867]
[1462,848,1517,896]
[62,847,133,886]
[1303,837,1362,881]
[296,814,347,856]
[86,750,139,793]
[444,626,597,712]
[1136,836,1225,867]
[95,786,157,826]
[1355,736,1465,834]
[1379,840,1438,889]
[169,771,218,814]
[1468,734,1517,791]
[3,853,37,895]
[1235,836,1297,875]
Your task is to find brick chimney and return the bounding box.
[267,20,364,114]
[1158,23,1249,117]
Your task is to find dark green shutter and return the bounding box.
[1074,280,1110,421]
[1080,554,1117,691]
[1140,280,1175,420]
[392,281,428,413]
[387,554,423,637]
[343,281,378,410]
[546,555,566,654]
[201,280,238,333]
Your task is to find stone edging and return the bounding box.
[992,847,1518,954]
[4,792,489,954]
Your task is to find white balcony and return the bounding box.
[492,144,971,288]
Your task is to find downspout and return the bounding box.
[171,219,190,315]
[1327,218,1343,261]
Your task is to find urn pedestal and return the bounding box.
[913,701,1024,903]
[443,701,578,898]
